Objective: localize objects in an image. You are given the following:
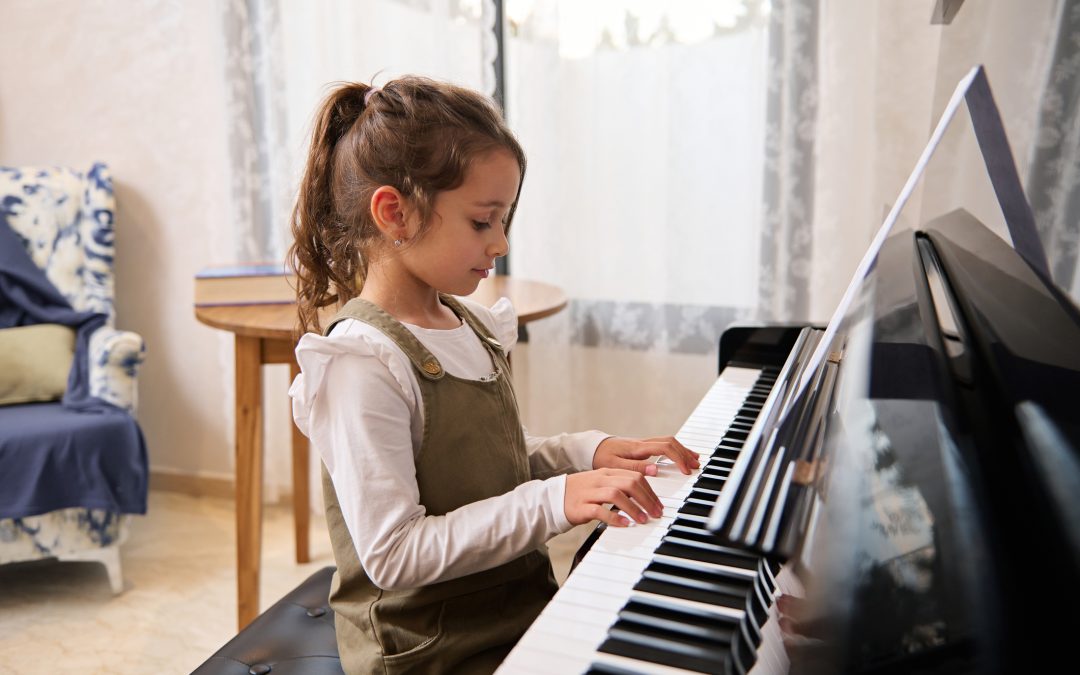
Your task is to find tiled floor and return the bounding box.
[0,491,594,674]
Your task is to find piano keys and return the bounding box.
[499,328,805,675]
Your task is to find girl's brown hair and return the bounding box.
[287,76,526,335]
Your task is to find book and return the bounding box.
[194,262,296,306]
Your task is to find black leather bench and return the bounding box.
[193,566,343,675]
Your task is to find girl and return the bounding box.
[288,76,699,675]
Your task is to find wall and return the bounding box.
[0,0,1067,500]
[0,0,240,487]
[810,0,1062,322]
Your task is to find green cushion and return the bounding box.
[0,324,76,405]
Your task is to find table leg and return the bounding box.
[235,334,263,629]
[290,359,311,563]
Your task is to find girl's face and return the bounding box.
[405,148,520,297]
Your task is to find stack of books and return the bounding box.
[194,262,296,306]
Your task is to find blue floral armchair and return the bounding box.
[0,163,147,593]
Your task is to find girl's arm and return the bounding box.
[310,349,573,591]
[523,430,608,478]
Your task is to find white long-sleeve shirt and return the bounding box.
[289,297,607,590]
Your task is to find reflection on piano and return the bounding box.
[498,67,1080,674]
[499,206,1080,674]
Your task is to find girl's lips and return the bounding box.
[473,268,491,278]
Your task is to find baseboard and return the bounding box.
[149,469,235,500]
[149,469,311,507]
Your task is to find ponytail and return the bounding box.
[288,82,375,335]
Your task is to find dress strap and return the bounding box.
[325,297,446,380]
[439,294,507,356]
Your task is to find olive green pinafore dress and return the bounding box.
[321,295,558,675]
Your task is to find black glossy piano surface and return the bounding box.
[499,210,1080,675]
[776,210,1080,675]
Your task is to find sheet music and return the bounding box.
[786,65,982,416]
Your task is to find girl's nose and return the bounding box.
[488,229,509,258]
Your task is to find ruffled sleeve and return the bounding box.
[488,296,519,351]
[289,324,419,444]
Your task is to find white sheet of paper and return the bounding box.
[788,65,982,408]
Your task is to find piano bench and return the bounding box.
[192,566,343,675]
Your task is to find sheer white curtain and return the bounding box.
[506,1,771,354]
[217,0,490,501]
[496,0,799,445]
[811,0,1069,317]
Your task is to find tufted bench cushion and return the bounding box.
[193,566,343,675]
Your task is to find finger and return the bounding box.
[590,503,630,528]
[656,440,700,475]
[624,440,700,475]
[614,457,658,477]
[617,476,663,518]
[602,487,650,524]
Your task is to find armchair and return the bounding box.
[0,163,147,593]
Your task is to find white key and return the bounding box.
[502,367,768,673]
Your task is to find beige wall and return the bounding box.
[0,0,1065,498]
[0,1,242,486]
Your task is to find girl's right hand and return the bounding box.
[563,468,664,527]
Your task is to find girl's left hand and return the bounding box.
[592,436,700,476]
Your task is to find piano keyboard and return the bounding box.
[498,366,784,675]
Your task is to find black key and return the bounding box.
[744,580,769,644]
[757,558,778,596]
[584,665,643,675]
[609,618,732,667]
[619,598,738,643]
[691,485,722,498]
[730,620,755,675]
[694,476,727,492]
[685,490,718,507]
[670,517,709,533]
[635,576,745,609]
[598,633,727,675]
[677,501,713,518]
[704,455,738,466]
[654,540,758,570]
[664,530,758,560]
[642,562,751,598]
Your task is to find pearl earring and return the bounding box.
[393,239,402,247]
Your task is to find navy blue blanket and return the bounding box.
[0,218,147,518]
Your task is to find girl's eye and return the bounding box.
[472,220,491,230]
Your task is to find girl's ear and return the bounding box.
[370,186,410,241]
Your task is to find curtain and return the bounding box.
[506,0,776,355]
[217,0,489,502]
[1028,0,1080,297]
[759,0,819,322]
[810,0,1068,317]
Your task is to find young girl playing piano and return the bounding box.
[288,76,699,674]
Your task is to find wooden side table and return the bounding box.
[194,276,567,629]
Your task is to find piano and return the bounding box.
[498,68,1080,675]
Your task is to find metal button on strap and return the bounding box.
[306,606,327,618]
[422,360,442,375]
[249,665,272,675]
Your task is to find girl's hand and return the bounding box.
[564,468,664,527]
[592,436,700,476]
